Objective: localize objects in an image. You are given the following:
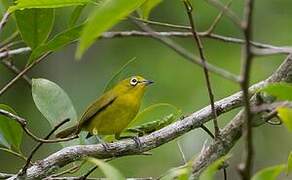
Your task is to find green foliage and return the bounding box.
[31,78,77,128]
[15,9,54,49]
[0,0,9,14]
[161,164,191,180]
[261,83,292,101]
[126,113,179,136]
[288,152,292,175]
[68,5,86,27]
[29,25,83,63]
[138,0,162,19]
[0,104,23,151]
[76,0,146,58]
[251,164,285,180]
[103,57,136,92]
[8,0,92,13]
[130,103,181,126]
[277,107,292,132]
[87,157,126,180]
[199,155,230,180]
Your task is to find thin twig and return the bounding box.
[130,16,190,30]
[22,126,79,143]
[50,163,83,178]
[19,119,71,176]
[0,52,46,96]
[205,0,233,34]
[0,47,31,59]
[79,166,97,180]
[205,0,242,28]
[124,18,292,54]
[131,18,239,82]
[0,147,28,162]
[177,141,187,164]
[0,109,27,125]
[200,125,215,139]
[0,109,78,143]
[0,11,10,35]
[0,172,14,179]
[183,0,220,138]
[238,0,255,179]
[0,31,19,48]
[1,58,32,86]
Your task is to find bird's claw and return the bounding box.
[130,136,142,150]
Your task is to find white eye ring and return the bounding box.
[130,77,138,86]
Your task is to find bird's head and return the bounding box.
[114,75,154,96]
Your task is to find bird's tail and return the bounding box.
[55,125,79,138]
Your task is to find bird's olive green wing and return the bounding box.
[78,90,117,127]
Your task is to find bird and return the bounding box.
[56,75,154,142]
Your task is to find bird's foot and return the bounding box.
[117,135,142,150]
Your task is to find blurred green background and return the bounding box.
[1,0,292,179]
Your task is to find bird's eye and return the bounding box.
[130,78,138,86]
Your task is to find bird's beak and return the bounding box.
[142,80,154,86]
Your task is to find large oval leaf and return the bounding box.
[251,164,285,180]
[8,0,92,13]
[87,157,126,180]
[15,8,55,49]
[261,82,292,101]
[76,0,146,58]
[32,78,77,128]
[0,104,23,151]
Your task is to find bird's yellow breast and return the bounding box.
[84,93,141,136]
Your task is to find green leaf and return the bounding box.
[287,152,292,175]
[261,83,292,101]
[0,133,10,148]
[103,57,136,92]
[126,113,180,136]
[161,166,191,180]
[28,25,83,64]
[68,5,85,27]
[76,0,146,58]
[277,107,292,132]
[138,0,162,19]
[0,0,9,14]
[130,103,181,126]
[200,155,231,180]
[32,78,77,128]
[15,8,55,49]
[252,164,286,180]
[8,0,92,13]
[0,104,23,151]
[87,157,126,180]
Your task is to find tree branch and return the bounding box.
[191,54,292,178]
[0,47,31,59]
[7,55,291,180]
[0,11,10,35]
[1,59,32,86]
